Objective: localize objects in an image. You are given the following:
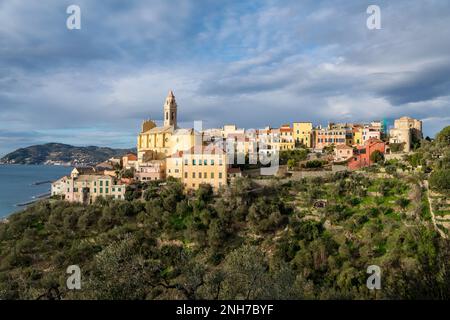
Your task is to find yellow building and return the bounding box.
[279,124,295,151]
[293,122,313,148]
[353,127,363,145]
[137,91,196,162]
[64,172,127,204]
[166,145,228,192]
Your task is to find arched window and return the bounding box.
[166,112,168,120]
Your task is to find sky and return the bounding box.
[0,0,449,156]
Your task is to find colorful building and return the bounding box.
[63,171,127,204]
[122,153,138,170]
[166,145,228,192]
[314,125,351,150]
[293,122,313,148]
[334,144,354,162]
[348,138,386,170]
[137,91,196,162]
[279,124,295,151]
[135,160,166,181]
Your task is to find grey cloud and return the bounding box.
[0,0,449,152]
[377,62,450,105]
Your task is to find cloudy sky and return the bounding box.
[1,0,449,156]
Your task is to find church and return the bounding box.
[137,90,196,163]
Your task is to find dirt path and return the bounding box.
[424,180,448,239]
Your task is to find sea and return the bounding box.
[0,164,72,218]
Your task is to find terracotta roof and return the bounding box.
[123,153,137,160]
[168,151,184,158]
[73,167,95,174]
[336,144,353,150]
[143,125,175,134]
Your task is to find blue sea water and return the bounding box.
[0,164,72,218]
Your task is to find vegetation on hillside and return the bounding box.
[0,127,449,300]
[0,143,135,165]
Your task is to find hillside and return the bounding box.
[0,170,449,300]
[0,143,135,166]
[0,126,448,300]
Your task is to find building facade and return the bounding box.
[314,125,351,150]
[63,173,127,204]
[137,91,196,162]
[348,139,386,170]
[389,116,423,152]
[334,144,354,162]
[166,145,228,191]
[293,122,313,148]
[135,160,166,181]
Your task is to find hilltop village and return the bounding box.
[3,92,449,300]
[51,90,423,204]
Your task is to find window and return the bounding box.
[192,172,196,178]
[112,188,115,192]
[219,172,222,179]
[211,159,215,165]
[184,172,188,178]
[192,159,196,165]
[118,188,121,192]
[106,180,109,186]
[100,181,103,186]
[219,159,223,166]
[94,188,97,193]
[204,159,207,165]
[199,159,202,166]
[185,159,188,165]
[100,188,103,193]
[199,172,202,178]
[211,172,214,179]
[105,188,109,194]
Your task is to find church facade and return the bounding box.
[137,91,196,163]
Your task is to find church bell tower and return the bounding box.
[163,90,177,128]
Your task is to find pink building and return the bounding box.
[334,144,354,162]
[135,160,166,181]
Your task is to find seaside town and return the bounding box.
[50,90,424,205]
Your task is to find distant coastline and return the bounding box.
[0,143,135,167]
[0,164,73,218]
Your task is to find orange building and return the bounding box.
[348,138,386,170]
